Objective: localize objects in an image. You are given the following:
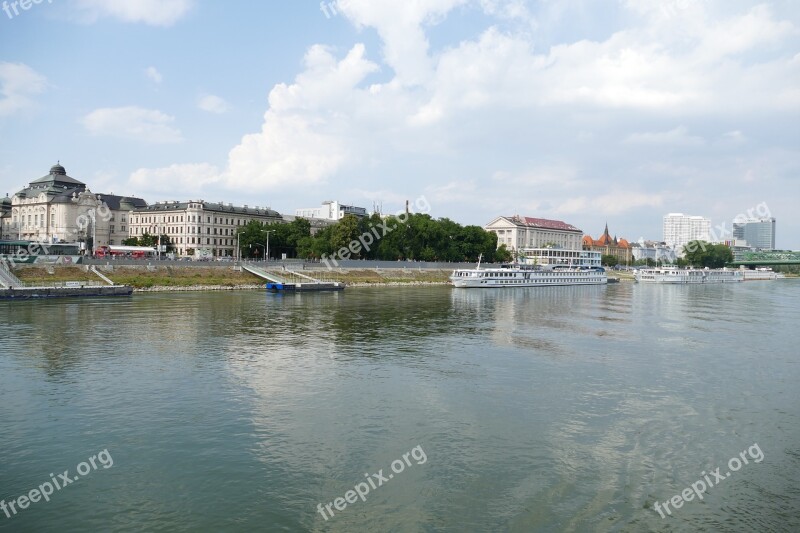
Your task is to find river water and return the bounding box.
[1,282,798,532]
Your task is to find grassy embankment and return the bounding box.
[14,265,452,289]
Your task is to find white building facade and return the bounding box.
[129,200,284,257]
[631,240,678,263]
[485,216,584,252]
[662,213,711,251]
[295,200,368,221]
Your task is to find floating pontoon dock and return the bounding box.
[241,264,345,292]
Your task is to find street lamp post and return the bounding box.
[265,229,275,262]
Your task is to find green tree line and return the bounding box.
[123,233,174,252]
[237,214,512,262]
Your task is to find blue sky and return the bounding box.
[1,0,798,247]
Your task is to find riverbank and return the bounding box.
[10,264,641,292]
[13,265,454,290]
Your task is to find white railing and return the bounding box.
[0,259,23,288]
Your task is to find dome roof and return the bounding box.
[50,163,67,175]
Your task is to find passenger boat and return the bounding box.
[740,268,785,281]
[449,256,607,288]
[634,267,743,284]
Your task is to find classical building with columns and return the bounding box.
[7,163,147,249]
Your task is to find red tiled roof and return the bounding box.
[596,233,612,245]
[510,216,581,232]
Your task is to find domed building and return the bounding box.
[8,163,147,250]
[582,223,632,265]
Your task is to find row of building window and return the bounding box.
[133,215,258,226]
[132,226,242,236]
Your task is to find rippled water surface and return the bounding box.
[1,282,799,532]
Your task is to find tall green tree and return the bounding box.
[683,241,733,268]
[601,254,619,267]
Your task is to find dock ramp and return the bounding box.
[242,264,344,292]
[0,259,23,289]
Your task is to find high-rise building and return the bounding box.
[662,213,711,250]
[732,218,775,250]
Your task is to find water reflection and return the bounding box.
[1,283,798,532]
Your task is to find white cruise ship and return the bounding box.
[635,267,743,284]
[450,263,607,288]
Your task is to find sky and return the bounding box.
[1,0,798,248]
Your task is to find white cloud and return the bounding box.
[145,66,162,84]
[82,106,183,143]
[0,63,47,116]
[197,94,229,114]
[555,192,665,216]
[479,0,532,22]
[129,163,220,196]
[132,43,377,193]
[625,126,705,146]
[337,0,467,86]
[723,130,746,143]
[73,0,192,26]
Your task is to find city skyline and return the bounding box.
[1,1,798,248]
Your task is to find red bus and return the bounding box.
[96,245,157,259]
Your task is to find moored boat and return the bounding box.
[635,267,743,284]
[450,257,607,288]
[740,268,785,281]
